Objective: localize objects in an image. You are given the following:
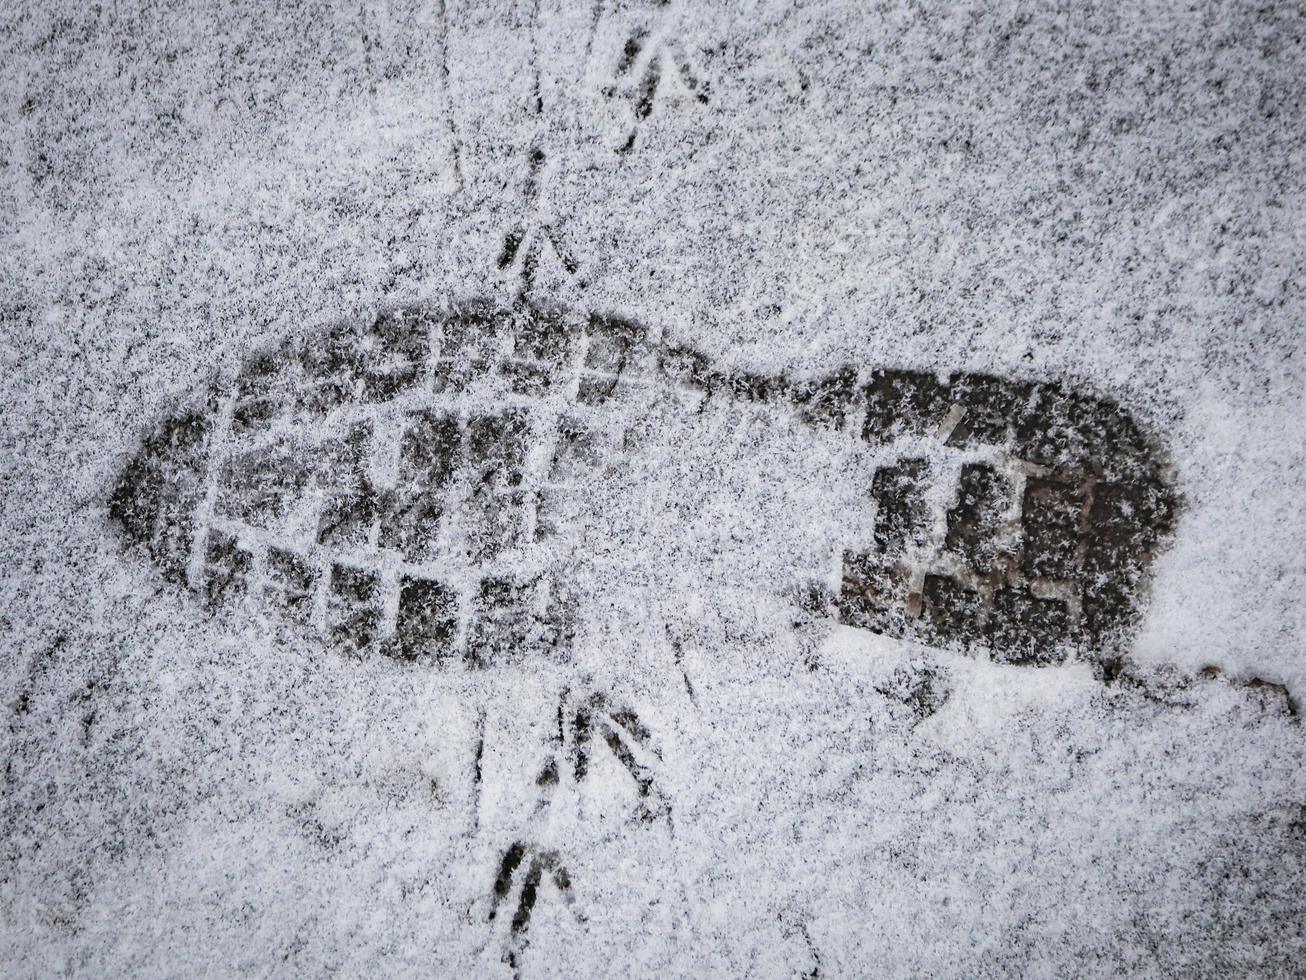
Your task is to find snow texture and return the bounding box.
[2,0,1305,976]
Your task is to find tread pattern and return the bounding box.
[109,303,1179,667]
[837,368,1179,664]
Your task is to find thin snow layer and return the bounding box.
[2,0,1305,976]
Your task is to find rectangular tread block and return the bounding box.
[988,586,1070,665]
[839,551,911,635]
[1083,478,1173,576]
[467,411,529,489]
[1020,477,1085,580]
[204,529,252,606]
[501,360,557,396]
[399,411,459,489]
[549,418,602,483]
[266,547,316,620]
[576,374,622,406]
[109,410,213,586]
[863,370,951,443]
[378,488,444,560]
[871,459,932,555]
[297,324,365,412]
[466,578,535,668]
[217,440,311,528]
[394,577,458,662]
[317,479,376,549]
[920,574,986,646]
[514,310,577,365]
[361,310,431,402]
[945,463,1013,573]
[440,309,505,361]
[948,373,1029,446]
[1012,384,1087,469]
[328,563,382,653]
[464,490,526,562]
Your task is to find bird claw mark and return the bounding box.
[488,841,574,972]
[497,149,583,292]
[569,691,669,821]
[481,691,664,969]
[525,688,668,822]
[604,19,710,155]
[497,228,525,270]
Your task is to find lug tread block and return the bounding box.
[577,374,620,406]
[502,360,557,396]
[317,479,376,549]
[236,352,284,398]
[231,397,280,433]
[537,580,577,654]
[217,442,311,527]
[399,411,459,489]
[949,373,1029,445]
[988,586,1071,665]
[549,418,601,482]
[361,311,430,401]
[945,463,1014,573]
[393,577,458,661]
[1012,383,1091,470]
[464,490,526,562]
[839,550,911,634]
[1020,476,1085,580]
[316,424,372,481]
[871,459,932,555]
[109,411,213,585]
[312,424,376,547]
[467,411,529,489]
[863,369,951,443]
[109,454,165,544]
[329,564,381,652]
[466,577,575,668]
[467,577,535,667]
[1080,578,1136,645]
[1083,477,1173,576]
[378,488,444,560]
[149,501,199,585]
[440,308,505,361]
[204,528,252,606]
[233,355,292,432]
[534,489,561,541]
[266,547,316,617]
[514,310,577,365]
[296,324,366,413]
[920,574,986,646]
[433,357,492,394]
[1070,398,1153,481]
[433,310,503,394]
